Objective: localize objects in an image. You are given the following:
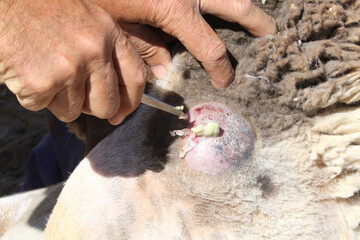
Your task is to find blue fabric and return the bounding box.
[19,112,85,192]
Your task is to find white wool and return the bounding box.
[309,107,360,238]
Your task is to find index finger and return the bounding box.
[164,13,235,88]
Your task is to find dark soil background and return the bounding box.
[0,85,47,197]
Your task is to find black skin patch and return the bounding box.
[28,184,63,230]
[87,89,188,177]
[256,175,275,198]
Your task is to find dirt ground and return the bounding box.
[0,85,47,197]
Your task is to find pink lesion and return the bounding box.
[180,102,255,174]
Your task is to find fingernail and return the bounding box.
[151,65,168,79]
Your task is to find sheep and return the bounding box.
[1,0,360,239]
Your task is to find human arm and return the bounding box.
[0,0,146,124]
[0,0,277,126]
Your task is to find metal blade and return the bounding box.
[141,93,187,119]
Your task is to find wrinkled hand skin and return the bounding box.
[0,0,147,125]
[97,0,277,88]
[0,0,276,125]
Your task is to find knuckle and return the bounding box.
[132,65,148,86]
[74,30,106,58]
[49,100,82,122]
[103,108,119,119]
[154,0,190,29]
[95,96,120,120]
[18,96,44,111]
[169,0,187,13]
[7,75,55,111]
[235,0,254,17]
[100,97,120,119]
[90,3,115,26]
[205,41,227,63]
[33,79,55,95]
[141,45,161,60]
[54,54,78,80]
[65,103,84,122]
[57,112,81,122]
[95,105,119,120]
[114,30,131,52]
[4,79,25,97]
[77,11,118,57]
[81,36,103,56]
[20,79,54,100]
[101,12,118,29]
[169,0,191,14]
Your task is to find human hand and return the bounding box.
[118,23,173,80]
[97,0,277,88]
[0,0,146,125]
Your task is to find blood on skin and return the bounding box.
[183,102,255,175]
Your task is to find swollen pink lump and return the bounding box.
[181,102,255,175]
